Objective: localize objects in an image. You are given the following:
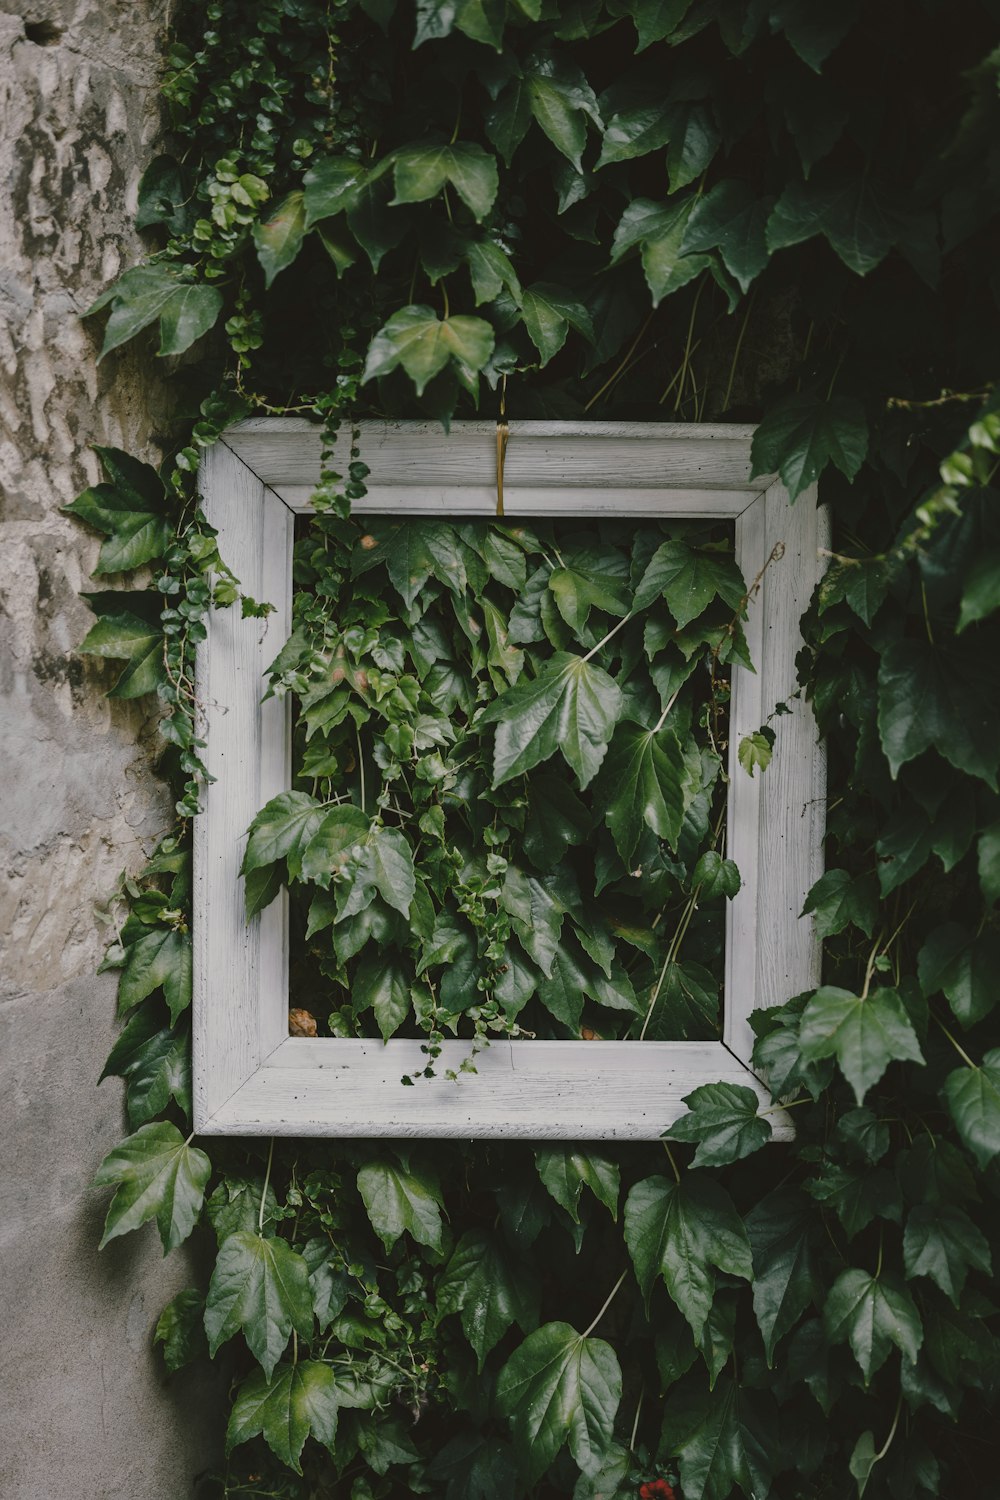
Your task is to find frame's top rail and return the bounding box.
[222,418,774,497]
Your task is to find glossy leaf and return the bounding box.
[943,1050,1000,1168]
[254,191,307,286]
[364,304,495,395]
[824,1268,922,1384]
[227,1360,339,1472]
[496,1322,622,1482]
[666,1081,771,1167]
[357,1159,444,1250]
[877,640,1000,787]
[438,1230,539,1368]
[94,1121,211,1253]
[480,651,623,789]
[623,1174,752,1335]
[798,986,924,1103]
[204,1230,314,1379]
[750,391,869,500]
[393,141,499,221]
[534,1148,620,1221]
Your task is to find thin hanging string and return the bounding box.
[496,373,509,517]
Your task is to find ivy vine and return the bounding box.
[68,2,1000,1497]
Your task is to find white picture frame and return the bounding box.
[193,419,826,1139]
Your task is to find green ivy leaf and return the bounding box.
[746,1190,822,1364]
[737,730,774,777]
[660,1378,773,1500]
[918,924,1000,1029]
[633,539,746,625]
[596,98,674,168]
[750,391,869,500]
[610,198,709,306]
[523,52,602,171]
[802,869,878,939]
[681,179,772,293]
[357,1159,444,1251]
[227,1361,339,1472]
[496,1322,622,1482]
[438,1230,540,1369]
[77,593,165,698]
[665,102,721,192]
[253,190,307,287]
[205,1230,314,1379]
[692,850,741,899]
[64,448,173,574]
[118,927,192,1023]
[242,790,327,896]
[767,171,901,276]
[978,819,1000,904]
[824,1268,922,1384]
[466,239,523,305]
[86,264,222,358]
[94,1121,211,1253]
[299,804,370,888]
[904,1206,992,1305]
[943,1050,1000,1168]
[100,1007,191,1127]
[770,0,860,71]
[595,723,689,863]
[666,1082,771,1167]
[302,155,368,227]
[364,305,495,395]
[393,140,499,222]
[877,640,1000,787]
[609,0,695,51]
[521,283,596,365]
[623,1175,752,1336]
[534,1147,620,1221]
[798,986,924,1104]
[154,1287,207,1374]
[480,652,623,790]
[353,951,412,1039]
[957,548,1000,632]
[338,825,416,920]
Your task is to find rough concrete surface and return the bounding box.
[1,4,223,1495]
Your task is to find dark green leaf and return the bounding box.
[480,651,623,790]
[154,1287,207,1373]
[496,1322,622,1482]
[534,1148,620,1221]
[750,391,869,500]
[521,283,596,365]
[595,723,689,863]
[918,924,1000,1029]
[393,141,499,221]
[904,1206,991,1304]
[877,640,1000,787]
[623,1174,751,1335]
[943,1050,1000,1168]
[364,305,495,395]
[438,1231,539,1368]
[798,986,924,1103]
[802,869,877,939]
[660,1378,774,1500]
[253,190,307,287]
[746,1190,822,1364]
[118,927,191,1023]
[227,1360,339,1472]
[357,1158,444,1250]
[666,1082,771,1167]
[610,198,709,306]
[682,180,771,292]
[77,598,164,698]
[94,1121,210,1253]
[205,1230,314,1379]
[633,540,746,625]
[824,1269,922,1384]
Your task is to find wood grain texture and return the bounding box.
[224,418,771,497]
[194,423,821,1138]
[193,446,293,1127]
[203,1038,793,1140]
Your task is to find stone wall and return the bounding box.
[0,4,221,1495]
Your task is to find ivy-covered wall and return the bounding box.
[0,6,220,1494]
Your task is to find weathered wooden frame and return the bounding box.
[194,419,826,1139]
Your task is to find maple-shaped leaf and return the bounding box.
[227,1360,339,1472]
[64,446,174,574]
[903,1205,992,1305]
[77,591,165,699]
[94,1121,211,1253]
[681,179,772,293]
[824,1268,922,1385]
[943,1049,1000,1168]
[534,1147,620,1221]
[242,791,327,885]
[633,540,746,626]
[666,1082,772,1168]
[438,1230,540,1369]
[496,1322,622,1482]
[877,640,1000,788]
[623,1175,752,1336]
[392,140,499,221]
[357,1159,444,1251]
[480,652,623,790]
[750,391,869,500]
[661,1377,774,1500]
[363,304,495,395]
[798,986,924,1103]
[594,722,690,863]
[204,1230,314,1379]
[610,197,710,306]
[746,1189,823,1364]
